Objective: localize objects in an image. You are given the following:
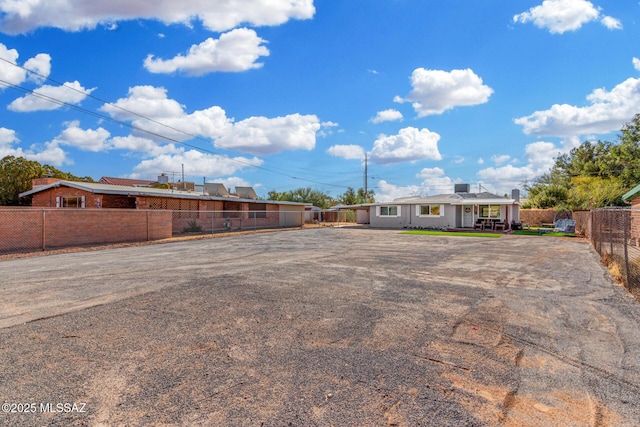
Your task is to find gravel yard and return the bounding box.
[0,227,639,426]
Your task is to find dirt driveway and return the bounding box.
[1,227,639,426]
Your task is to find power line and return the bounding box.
[0,58,359,190]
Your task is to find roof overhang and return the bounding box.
[622,183,640,203]
[19,180,310,207]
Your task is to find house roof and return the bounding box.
[375,191,519,206]
[19,180,310,206]
[99,177,156,186]
[622,183,640,203]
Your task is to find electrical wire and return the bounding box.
[0,57,358,190]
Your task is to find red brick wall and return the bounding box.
[32,178,63,187]
[32,187,97,208]
[0,209,172,253]
[31,187,136,209]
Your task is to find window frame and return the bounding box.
[478,204,500,219]
[417,204,443,217]
[56,196,85,208]
[377,205,401,217]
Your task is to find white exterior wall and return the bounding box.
[356,209,370,224]
[369,202,519,229]
[369,204,455,229]
[279,205,305,227]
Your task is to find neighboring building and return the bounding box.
[368,184,521,230]
[98,177,157,187]
[623,183,640,208]
[20,178,308,232]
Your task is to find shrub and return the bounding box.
[183,219,203,233]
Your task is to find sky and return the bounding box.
[0,0,638,202]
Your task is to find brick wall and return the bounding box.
[519,209,557,226]
[0,209,172,254]
[519,209,590,235]
[31,187,136,209]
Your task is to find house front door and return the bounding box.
[463,205,474,228]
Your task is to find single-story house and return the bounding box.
[368,184,521,230]
[20,178,309,232]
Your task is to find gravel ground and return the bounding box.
[0,227,639,426]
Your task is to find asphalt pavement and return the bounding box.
[0,227,639,426]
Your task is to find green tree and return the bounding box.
[266,187,334,209]
[523,114,640,209]
[0,155,93,206]
[567,176,625,209]
[337,187,375,205]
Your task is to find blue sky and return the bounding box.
[0,0,637,201]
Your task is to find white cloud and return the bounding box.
[327,144,365,160]
[374,167,456,202]
[0,127,18,146]
[22,142,69,166]
[101,85,321,156]
[374,180,421,202]
[395,68,493,117]
[514,74,640,138]
[370,109,403,124]
[216,113,321,155]
[110,136,181,156]
[369,127,442,165]
[415,167,456,195]
[491,154,512,165]
[101,85,232,142]
[129,150,263,179]
[24,53,51,83]
[0,43,27,86]
[8,80,95,112]
[633,57,640,72]
[0,126,69,165]
[213,177,252,192]
[144,28,269,76]
[0,0,315,34]
[0,45,51,88]
[318,121,340,137]
[52,121,111,152]
[513,0,620,34]
[477,141,565,193]
[601,16,622,30]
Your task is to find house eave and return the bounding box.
[19,180,310,207]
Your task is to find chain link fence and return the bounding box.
[170,209,305,234]
[590,208,640,298]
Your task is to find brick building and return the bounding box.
[20,178,308,233]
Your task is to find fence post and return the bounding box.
[42,209,46,251]
[623,210,631,290]
[609,210,613,256]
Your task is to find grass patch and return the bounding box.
[400,230,502,238]
[512,230,576,237]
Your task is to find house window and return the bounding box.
[378,205,400,217]
[56,196,85,208]
[418,204,442,217]
[249,203,267,219]
[479,205,500,218]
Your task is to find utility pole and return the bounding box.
[364,152,368,194]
